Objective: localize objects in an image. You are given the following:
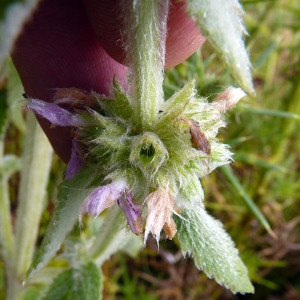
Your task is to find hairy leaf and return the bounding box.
[186,0,254,95]
[95,79,133,120]
[42,262,102,300]
[27,167,97,280]
[158,79,196,121]
[175,206,254,294]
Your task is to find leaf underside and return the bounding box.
[175,206,254,294]
[186,0,254,95]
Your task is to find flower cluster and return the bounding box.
[27,81,245,244]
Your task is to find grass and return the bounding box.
[1,0,300,299]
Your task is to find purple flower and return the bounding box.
[27,98,89,179]
[80,179,127,216]
[65,139,84,179]
[27,98,87,127]
[26,93,145,235]
[80,179,143,235]
[118,193,143,235]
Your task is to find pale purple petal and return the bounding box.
[80,186,112,216]
[65,139,83,179]
[80,179,128,216]
[118,193,143,235]
[27,98,86,127]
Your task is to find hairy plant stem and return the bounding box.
[0,127,15,298]
[7,113,53,300]
[86,1,172,259]
[124,0,169,130]
[0,133,14,259]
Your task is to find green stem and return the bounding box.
[0,133,14,265]
[0,128,16,299]
[124,0,169,129]
[7,112,53,299]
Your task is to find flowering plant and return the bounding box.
[27,79,252,292]
[26,0,254,294]
[1,0,257,298]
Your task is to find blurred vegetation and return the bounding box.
[1,0,300,299]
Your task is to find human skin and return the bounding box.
[11,0,205,163]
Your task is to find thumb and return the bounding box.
[83,0,206,69]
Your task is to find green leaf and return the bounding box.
[22,287,41,300]
[27,167,97,280]
[42,262,102,300]
[242,104,300,120]
[175,206,254,294]
[186,0,254,95]
[158,79,196,123]
[95,79,133,120]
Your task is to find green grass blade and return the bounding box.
[242,105,300,120]
[234,152,286,172]
[220,165,275,237]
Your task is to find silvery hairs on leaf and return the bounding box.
[186,0,254,95]
[176,205,254,294]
